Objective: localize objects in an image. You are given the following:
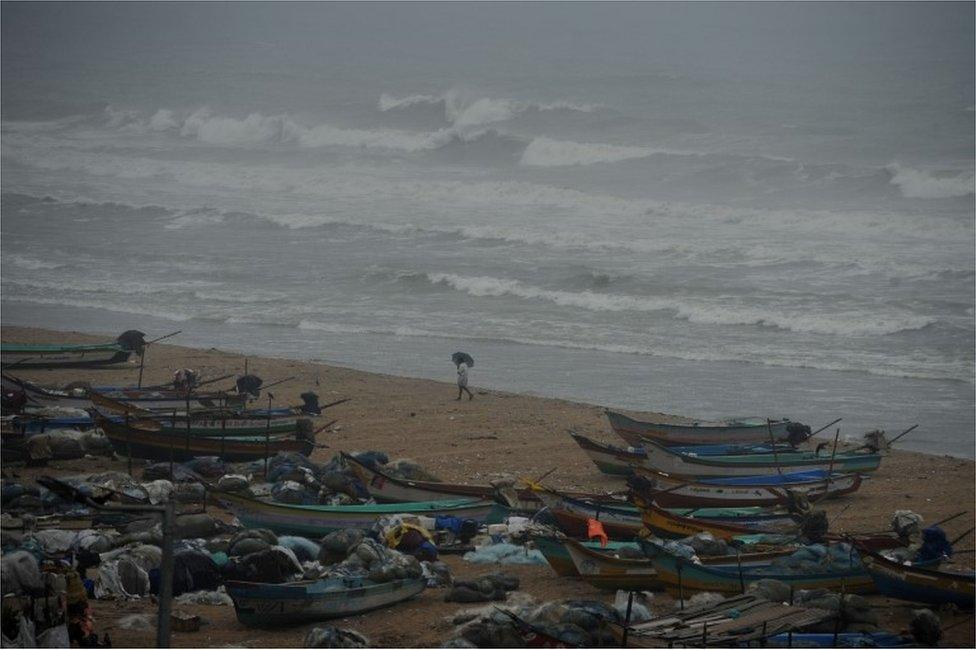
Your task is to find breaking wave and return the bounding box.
[5,255,65,270]
[423,272,936,337]
[520,137,689,166]
[886,163,975,199]
[378,89,600,127]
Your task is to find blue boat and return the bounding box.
[858,543,975,609]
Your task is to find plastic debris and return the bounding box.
[462,543,546,565]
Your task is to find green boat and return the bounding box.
[1,341,133,368]
[532,534,641,577]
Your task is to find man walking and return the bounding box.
[456,362,473,400]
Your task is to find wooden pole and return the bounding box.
[809,418,843,439]
[622,591,634,648]
[137,351,147,388]
[136,330,182,389]
[157,501,175,647]
[125,413,132,477]
[767,419,783,476]
[184,393,191,460]
[264,393,273,479]
[825,428,841,486]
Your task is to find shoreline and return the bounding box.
[2,324,974,647]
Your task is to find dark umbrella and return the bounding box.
[451,352,474,367]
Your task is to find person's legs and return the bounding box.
[456,386,462,400]
[463,386,474,400]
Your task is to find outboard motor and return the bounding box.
[786,422,812,446]
[1,387,27,414]
[800,510,829,543]
[299,392,322,415]
[862,429,890,453]
[173,368,199,392]
[235,374,263,398]
[116,330,147,355]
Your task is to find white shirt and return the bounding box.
[457,364,468,386]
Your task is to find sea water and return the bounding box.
[2,4,973,456]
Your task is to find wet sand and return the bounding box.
[2,325,974,647]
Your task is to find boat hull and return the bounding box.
[98,416,312,462]
[637,498,798,540]
[606,410,794,446]
[216,490,505,536]
[645,543,875,595]
[638,437,880,478]
[1,343,132,369]
[859,546,975,608]
[531,535,640,578]
[628,468,862,508]
[226,577,425,627]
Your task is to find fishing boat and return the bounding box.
[568,433,648,475]
[561,537,659,590]
[636,437,880,478]
[96,415,314,462]
[636,496,799,540]
[606,409,810,446]
[1,341,134,369]
[569,433,795,476]
[342,452,615,511]
[532,487,798,540]
[563,537,798,591]
[2,374,247,411]
[343,452,536,510]
[640,539,875,595]
[856,543,975,608]
[531,534,641,577]
[213,488,505,536]
[225,576,425,627]
[627,467,862,508]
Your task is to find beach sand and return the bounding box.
[2,325,974,647]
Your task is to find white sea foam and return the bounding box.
[886,163,975,199]
[379,89,600,123]
[378,93,443,111]
[5,255,65,270]
[424,272,936,336]
[520,137,668,166]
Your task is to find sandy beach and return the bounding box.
[2,325,974,647]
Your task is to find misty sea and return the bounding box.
[2,3,973,456]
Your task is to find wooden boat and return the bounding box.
[2,374,247,411]
[857,543,975,608]
[628,467,862,509]
[563,538,800,592]
[1,341,134,369]
[225,576,425,627]
[636,437,881,478]
[213,488,505,536]
[91,392,307,437]
[641,539,875,595]
[606,409,808,446]
[532,487,797,541]
[636,496,799,540]
[568,433,646,475]
[531,534,641,577]
[96,415,314,462]
[570,433,797,476]
[561,537,659,590]
[342,452,614,512]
